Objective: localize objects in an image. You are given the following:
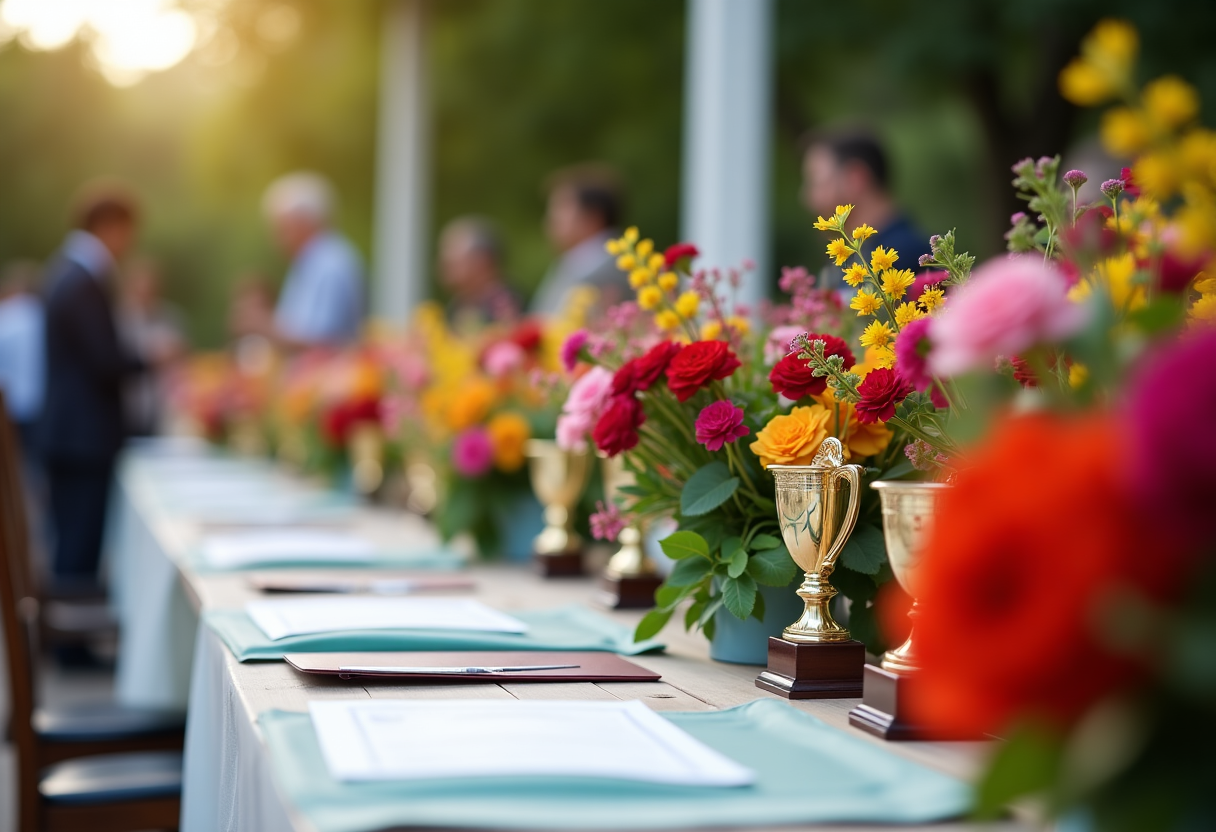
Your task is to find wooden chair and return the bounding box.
[1,393,184,831]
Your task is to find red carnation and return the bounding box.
[1121,166,1141,198]
[664,243,700,269]
[768,334,854,400]
[613,341,681,397]
[665,341,742,402]
[855,368,911,424]
[1010,356,1038,388]
[592,395,645,457]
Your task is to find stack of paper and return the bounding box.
[200,531,378,570]
[246,597,529,641]
[309,699,755,786]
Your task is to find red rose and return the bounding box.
[768,334,854,400]
[663,242,700,269]
[665,341,742,402]
[854,368,911,424]
[613,341,681,396]
[592,395,645,457]
[322,397,381,448]
[508,319,543,352]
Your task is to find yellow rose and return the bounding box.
[749,406,832,468]
[487,411,531,472]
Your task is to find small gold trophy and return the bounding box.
[755,438,867,699]
[525,439,591,577]
[849,481,963,739]
[348,421,385,497]
[596,453,661,608]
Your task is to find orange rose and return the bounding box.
[446,378,496,431]
[813,394,893,459]
[749,406,832,468]
[486,411,531,472]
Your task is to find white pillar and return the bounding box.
[372,0,429,326]
[680,0,774,310]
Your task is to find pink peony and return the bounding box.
[555,412,592,452]
[928,256,1088,378]
[482,341,526,378]
[560,330,589,372]
[451,428,494,477]
[894,317,934,392]
[555,366,614,451]
[694,400,750,451]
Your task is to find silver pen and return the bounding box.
[337,664,580,675]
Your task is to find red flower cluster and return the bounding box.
[910,415,1150,736]
[665,341,741,402]
[613,341,681,397]
[768,334,854,400]
[1010,356,1039,388]
[664,242,700,269]
[854,368,911,424]
[507,319,543,352]
[593,395,645,456]
[321,398,380,449]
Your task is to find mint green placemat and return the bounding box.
[204,604,664,661]
[183,545,464,573]
[259,698,971,831]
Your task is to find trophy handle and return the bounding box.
[820,464,863,573]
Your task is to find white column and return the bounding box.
[372,0,429,326]
[680,0,774,310]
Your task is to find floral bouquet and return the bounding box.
[167,351,272,450]
[557,231,916,652]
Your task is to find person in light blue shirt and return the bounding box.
[232,172,364,348]
[0,260,46,441]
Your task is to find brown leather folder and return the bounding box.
[284,651,661,682]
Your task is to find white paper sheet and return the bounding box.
[200,531,378,569]
[308,699,755,787]
[246,597,528,641]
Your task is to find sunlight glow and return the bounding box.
[0,0,201,86]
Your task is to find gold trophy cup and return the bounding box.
[596,453,661,608]
[525,439,591,577]
[755,438,867,699]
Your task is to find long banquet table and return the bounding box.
[107,442,1029,832]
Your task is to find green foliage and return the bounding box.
[838,523,887,575]
[658,530,710,560]
[746,543,800,587]
[974,722,1065,820]
[680,462,741,517]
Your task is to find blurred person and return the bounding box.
[40,183,176,606]
[802,129,930,286]
[228,273,279,375]
[530,163,629,317]
[0,259,46,452]
[439,216,521,332]
[116,257,186,436]
[233,171,364,349]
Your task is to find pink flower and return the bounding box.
[590,501,626,542]
[894,317,934,392]
[451,428,494,477]
[560,330,589,372]
[482,341,526,378]
[764,325,805,364]
[555,413,593,453]
[694,400,750,452]
[555,366,614,451]
[928,256,1088,378]
[908,271,946,304]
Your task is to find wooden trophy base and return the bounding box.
[848,665,981,741]
[755,637,864,699]
[596,573,663,609]
[534,551,584,578]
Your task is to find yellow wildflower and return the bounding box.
[813,215,835,231]
[1058,19,1138,106]
[859,320,895,350]
[674,291,700,318]
[701,320,723,340]
[894,302,924,327]
[623,226,639,244]
[617,254,637,271]
[852,224,877,242]
[1143,75,1198,129]
[812,393,893,459]
[1071,252,1147,312]
[727,315,751,336]
[881,268,916,299]
[1193,273,1216,295]
[629,268,653,289]
[851,346,888,380]
[605,238,623,256]
[826,238,852,266]
[834,204,854,223]
[655,310,681,331]
[870,245,898,273]
[1100,107,1150,157]
[843,263,867,287]
[1178,129,1216,178]
[638,285,663,311]
[919,286,946,312]
[1088,19,1138,66]
[658,272,679,292]
[850,289,883,317]
[486,412,531,472]
[1059,59,1115,106]
[1068,363,1089,390]
[636,239,654,259]
[648,253,666,271]
[1134,151,1180,198]
[1189,294,1216,326]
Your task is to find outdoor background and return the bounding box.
[2,0,1215,346]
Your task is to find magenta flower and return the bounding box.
[908,271,946,304]
[894,317,934,392]
[928,255,1088,378]
[1063,169,1088,189]
[590,501,626,542]
[560,330,589,372]
[555,366,614,452]
[451,428,494,477]
[694,401,750,452]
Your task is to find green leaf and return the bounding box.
[722,536,748,578]
[750,589,766,622]
[634,608,673,642]
[680,462,740,516]
[697,596,724,629]
[684,599,706,631]
[747,545,800,587]
[750,533,782,551]
[838,523,887,575]
[973,722,1065,820]
[659,530,709,561]
[721,573,757,620]
[666,555,713,587]
[654,583,686,610]
[680,515,725,553]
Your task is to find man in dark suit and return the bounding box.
[40,185,165,601]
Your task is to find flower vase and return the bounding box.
[492,490,546,563]
[709,579,806,665]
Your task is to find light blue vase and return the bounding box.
[709,579,807,665]
[493,491,546,562]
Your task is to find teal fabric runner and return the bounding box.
[204,604,664,661]
[259,698,972,831]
